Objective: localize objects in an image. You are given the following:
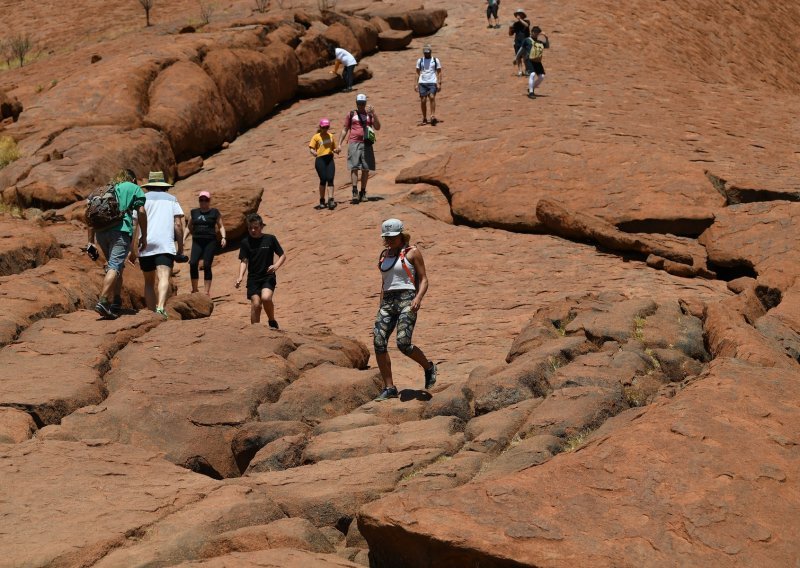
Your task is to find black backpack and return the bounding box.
[85,183,128,230]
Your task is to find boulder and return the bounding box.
[294,29,333,74]
[177,156,204,180]
[359,358,800,567]
[565,297,658,343]
[0,90,23,122]
[547,350,649,391]
[473,434,562,481]
[321,13,379,56]
[202,43,299,133]
[378,29,413,51]
[0,407,37,443]
[258,365,382,425]
[298,66,374,98]
[518,386,627,440]
[0,311,161,426]
[145,60,238,161]
[246,434,308,473]
[166,292,215,320]
[395,449,487,493]
[232,421,312,473]
[321,22,361,58]
[464,398,542,454]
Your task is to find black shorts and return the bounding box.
[139,253,174,272]
[531,61,545,75]
[247,276,276,299]
[487,4,499,18]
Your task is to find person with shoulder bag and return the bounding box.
[338,93,381,204]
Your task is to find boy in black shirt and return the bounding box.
[235,213,287,328]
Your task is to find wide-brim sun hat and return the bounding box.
[381,218,404,237]
[356,93,367,102]
[142,171,173,188]
[514,8,527,16]
[198,191,211,199]
[319,118,331,127]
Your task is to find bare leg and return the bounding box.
[191,278,199,293]
[404,345,432,370]
[360,168,369,191]
[99,269,118,301]
[261,288,275,321]
[143,271,157,311]
[350,169,359,188]
[429,94,436,119]
[376,351,395,389]
[155,265,171,310]
[250,294,262,324]
[204,280,212,296]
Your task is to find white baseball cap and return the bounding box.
[381,218,404,237]
[356,93,367,102]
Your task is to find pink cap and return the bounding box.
[198,191,211,199]
[319,118,331,127]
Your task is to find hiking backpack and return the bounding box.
[529,40,545,62]
[85,183,127,230]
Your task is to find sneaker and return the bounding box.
[155,307,168,319]
[421,118,428,125]
[351,188,359,204]
[494,24,502,29]
[110,304,122,317]
[327,198,337,210]
[374,386,399,401]
[528,92,536,99]
[358,190,366,203]
[424,362,438,390]
[517,71,523,77]
[487,24,493,28]
[268,320,280,329]
[314,202,326,210]
[94,301,117,320]
[430,117,438,126]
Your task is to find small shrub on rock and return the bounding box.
[0,136,20,169]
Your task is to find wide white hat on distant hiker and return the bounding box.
[381,218,404,237]
[142,171,173,188]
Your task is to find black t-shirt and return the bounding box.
[191,208,220,239]
[239,234,284,281]
[511,20,530,44]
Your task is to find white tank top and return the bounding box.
[380,249,416,291]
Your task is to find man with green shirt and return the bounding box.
[86,169,148,319]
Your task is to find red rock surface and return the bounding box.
[1,0,800,566]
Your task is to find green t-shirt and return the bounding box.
[105,181,146,235]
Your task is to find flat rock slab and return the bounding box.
[302,415,465,463]
[397,138,724,234]
[359,358,800,567]
[377,29,413,50]
[244,448,445,528]
[48,320,369,478]
[0,256,103,347]
[0,218,61,276]
[0,440,219,568]
[0,310,161,425]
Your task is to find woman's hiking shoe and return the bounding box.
[424,362,438,390]
[374,386,399,401]
[155,307,168,319]
[94,301,117,320]
[268,320,280,329]
[327,198,337,210]
[314,202,326,210]
[528,91,536,99]
[358,190,367,203]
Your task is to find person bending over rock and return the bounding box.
[187,191,226,296]
[330,45,358,93]
[235,213,286,328]
[129,171,185,319]
[338,93,380,204]
[373,218,437,401]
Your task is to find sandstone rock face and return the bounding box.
[360,359,800,567]
[175,548,362,567]
[198,517,336,558]
[0,218,61,276]
[47,320,366,478]
[0,407,36,443]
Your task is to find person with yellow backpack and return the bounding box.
[527,26,549,98]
